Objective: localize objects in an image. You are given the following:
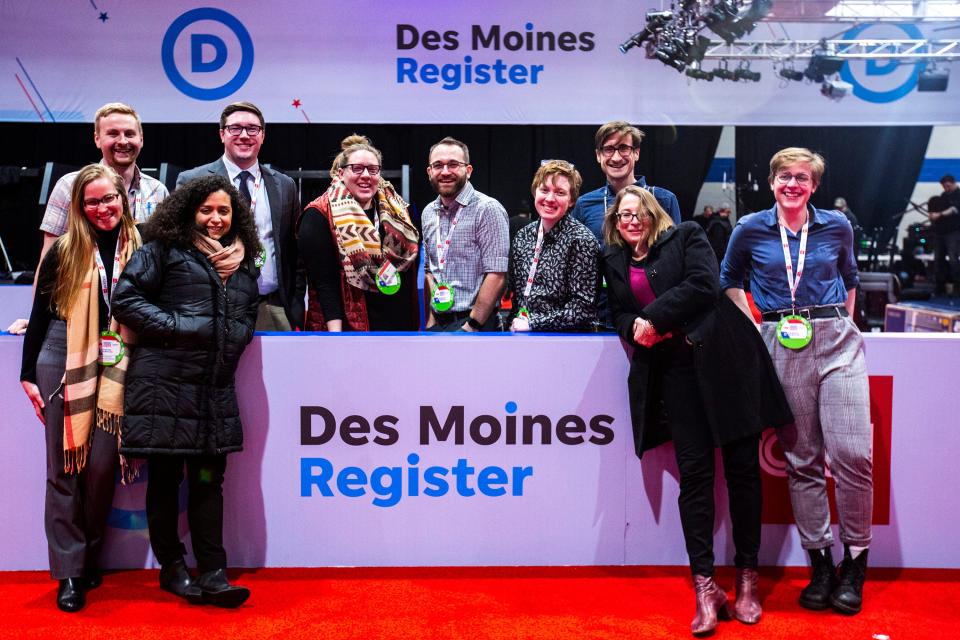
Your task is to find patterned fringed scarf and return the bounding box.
[62,226,141,475]
[327,178,419,291]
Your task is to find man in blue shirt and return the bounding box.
[571,120,681,247]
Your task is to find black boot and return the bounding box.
[159,559,203,604]
[194,568,250,608]
[830,546,868,615]
[56,578,86,613]
[799,548,837,610]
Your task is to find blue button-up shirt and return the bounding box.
[720,205,859,313]
[571,176,682,247]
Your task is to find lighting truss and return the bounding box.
[700,38,960,62]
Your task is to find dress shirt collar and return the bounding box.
[222,155,261,182]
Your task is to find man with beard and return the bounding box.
[7,102,167,334]
[571,120,681,247]
[176,101,304,330]
[421,137,509,332]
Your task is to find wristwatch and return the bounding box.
[466,316,484,330]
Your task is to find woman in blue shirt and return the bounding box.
[721,147,873,616]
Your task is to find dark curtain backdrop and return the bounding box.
[0,122,720,271]
[735,126,932,245]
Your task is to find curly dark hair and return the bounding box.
[145,175,262,256]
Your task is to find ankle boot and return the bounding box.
[194,568,250,608]
[56,577,86,613]
[159,559,203,604]
[691,574,731,636]
[830,546,868,615]
[799,548,837,610]
[733,567,762,624]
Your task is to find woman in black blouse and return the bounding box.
[507,160,599,332]
[20,164,142,612]
[298,135,420,331]
[602,186,793,636]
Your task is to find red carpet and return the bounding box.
[1,566,956,639]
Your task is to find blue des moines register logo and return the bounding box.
[162,8,254,101]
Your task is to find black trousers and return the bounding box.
[146,454,228,574]
[659,341,762,577]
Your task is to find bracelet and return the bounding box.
[467,316,484,330]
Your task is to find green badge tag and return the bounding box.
[517,307,530,320]
[98,330,125,366]
[431,283,454,313]
[254,250,266,269]
[376,261,401,295]
[776,315,813,350]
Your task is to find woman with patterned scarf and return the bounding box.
[111,175,261,608]
[20,164,142,612]
[299,135,420,331]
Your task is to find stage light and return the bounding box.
[686,67,715,81]
[821,79,852,99]
[712,64,737,81]
[918,67,949,92]
[805,53,845,83]
[779,67,805,82]
[619,9,675,54]
[735,65,762,82]
[655,49,688,72]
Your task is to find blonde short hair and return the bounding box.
[769,147,825,186]
[94,102,141,135]
[602,185,674,250]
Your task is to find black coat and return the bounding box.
[602,222,793,459]
[112,240,260,457]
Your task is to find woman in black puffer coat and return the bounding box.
[112,175,261,608]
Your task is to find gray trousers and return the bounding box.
[36,320,118,579]
[761,315,873,550]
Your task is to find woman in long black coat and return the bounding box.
[112,175,261,608]
[601,186,793,636]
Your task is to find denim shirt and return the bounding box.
[719,205,858,313]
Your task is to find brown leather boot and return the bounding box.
[691,574,731,636]
[733,567,762,624]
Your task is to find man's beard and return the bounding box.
[430,172,467,197]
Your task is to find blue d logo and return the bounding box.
[839,23,925,103]
[162,8,254,101]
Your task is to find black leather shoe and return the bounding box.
[159,559,203,604]
[830,546,868,615]
[56,578,86,612]
[194,568,250,608]
[799,548,837,610]
[84,570,103,590]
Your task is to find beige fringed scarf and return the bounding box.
[192,232,246,282]
[326,178,419,290]
[62,226,141,474]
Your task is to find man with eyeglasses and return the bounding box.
[7,102,167,335]
[422,136,509,332]
[572,120,681,246]
[176,101,304,330]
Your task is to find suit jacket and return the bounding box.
[602,221,793,459]
[177,159,305,329]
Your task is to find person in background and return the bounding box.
[112,175,261,608]
[507,160,598,332]
[693,205,715,230]
[721,147,873,616]
[176,101,304,330]
[603,185,792,636]
[705,204,734,267]
[422,137,509,332]
[930,175,960,294]
[20,164,143,612]
[7,102,165,334]
[298,135,420,331]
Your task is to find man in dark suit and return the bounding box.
[177,101,304,330]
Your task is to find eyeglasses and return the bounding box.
[83,192,121,209]
[775,172,812,185]
[429,160,468,172]
[616,211,649,223]
[599,144,637,158]
[223,124,263,136]
[344,164,381,176]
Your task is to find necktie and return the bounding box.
[238,170,252,205]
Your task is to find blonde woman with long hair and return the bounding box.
[20,163,141,612]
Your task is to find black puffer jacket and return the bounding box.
[112,240,260,457]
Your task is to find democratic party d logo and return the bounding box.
[162,8,254,100]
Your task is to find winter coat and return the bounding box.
[602,221,794,459]
[112,240,260,457]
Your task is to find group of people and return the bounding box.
[16,103,873,638]
[693,203,734,265]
